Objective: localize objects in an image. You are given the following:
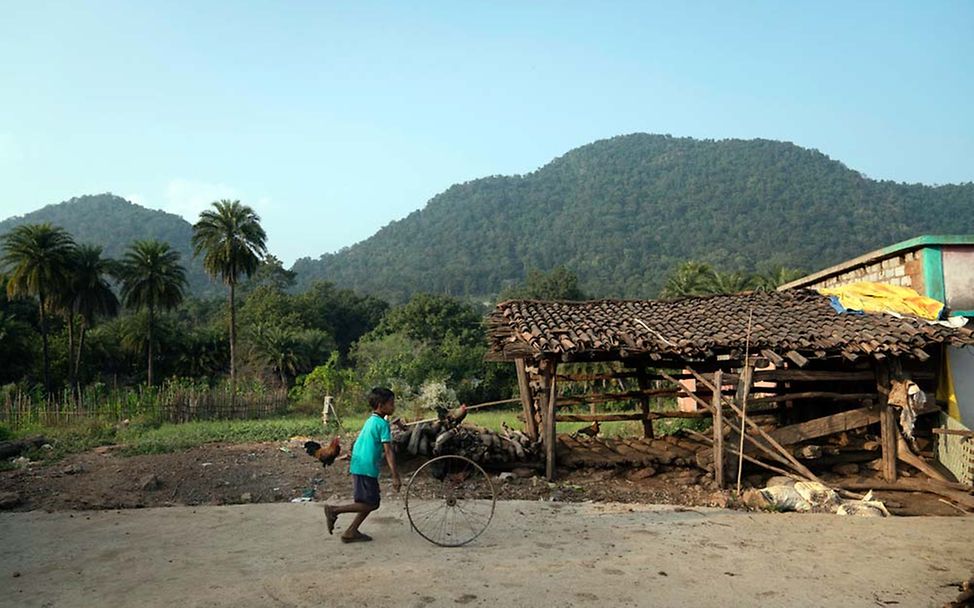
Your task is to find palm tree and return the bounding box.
[1,223,76,394]
[706,271,755,295]
[66,245,120,389]
[660,261,716,298]
[192,200,267,395]
[117,240,187,386]
[751,266,805,292]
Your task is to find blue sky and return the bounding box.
[1,1,972,264]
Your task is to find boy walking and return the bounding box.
[324,387,401,543]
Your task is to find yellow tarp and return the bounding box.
[937,347,961,420]
[818,282,944,320]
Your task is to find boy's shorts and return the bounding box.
[352,474,380,507]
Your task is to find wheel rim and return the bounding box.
[405,455,496,547]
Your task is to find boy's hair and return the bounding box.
[368,387,395,410]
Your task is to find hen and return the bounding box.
[304,437,341,467]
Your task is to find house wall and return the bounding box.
[810,248,927,292]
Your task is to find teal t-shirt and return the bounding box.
[350,413,391,478]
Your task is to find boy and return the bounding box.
[324,387,401,543]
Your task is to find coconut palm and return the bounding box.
[65,245,120,388]
[117,240,187,386]
[660,261,716,298]
[192,200,267,395]
[1,223,76,394]
[751,266,805,292]
[705,270,755,295]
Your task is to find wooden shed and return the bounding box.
[486,289,974,495]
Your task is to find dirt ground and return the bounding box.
[0,439,963,516]
[3,500,973,608]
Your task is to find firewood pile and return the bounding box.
[392,405,540,467]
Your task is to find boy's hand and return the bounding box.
[392,473,402,493]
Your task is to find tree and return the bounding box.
[117,240,187,386]
[1,223,76,394]
[499,266,586,301]
[660,261,716,298]
[59,245,119,391]
[706,270,754,295]
[192,200,267,396]
[751,266,805,292]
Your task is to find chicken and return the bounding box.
[572,421,600,439]
[304,437,341,467]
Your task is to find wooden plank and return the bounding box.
[749,392,878,405]
[515,358,538,441]
[768,407,881,446]
[556,413,645,422]
[712,369,724,489]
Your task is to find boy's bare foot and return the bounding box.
[340,532,373,543]
[323,506,337,535]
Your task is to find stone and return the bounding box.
[0,491,21,509]
[62,464,83,475]
[240,492,253,503]
[511,467,535,479]
[765,476,795,488]
[497,472,514,481]
[139,475,162,491]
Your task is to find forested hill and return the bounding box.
[0,194,218,296]
[291,134,974,302]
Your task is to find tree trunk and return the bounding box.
[147,303,154,388]
[38,290,51,396]
[229,282,236,407]
[76,323,87,404]
[66,308,76,399]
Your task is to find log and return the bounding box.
[748,392,878,405]
[543,360,558,480]
[896,436,951,482]
[932,428,974,439]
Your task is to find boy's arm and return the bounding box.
[383,443,400,492]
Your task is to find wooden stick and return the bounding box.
[712,369,724,489]
[403,398,520,426]
[736,308,753,494]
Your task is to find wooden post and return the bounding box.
[541,359,559,480]
[734,360,754,494]
[515,358,539,441]
[876,361,897,482]
[712,370,724,489]
[635,365,655,439]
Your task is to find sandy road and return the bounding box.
[2,500,972,608]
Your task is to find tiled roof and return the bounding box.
[486,290,974,363]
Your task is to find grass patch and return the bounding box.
[117,416,370,455]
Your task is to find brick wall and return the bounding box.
[811,249,926,294]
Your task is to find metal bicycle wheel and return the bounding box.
[404,455,496,547]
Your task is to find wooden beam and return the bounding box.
[515,358,538,441]
[635,366,654,439]
[875,362,897,483]
[749,392,878,405]
[543,359,558,481]
[712,369,725,489]
[554,410,712,423]
[767,406,880,446]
